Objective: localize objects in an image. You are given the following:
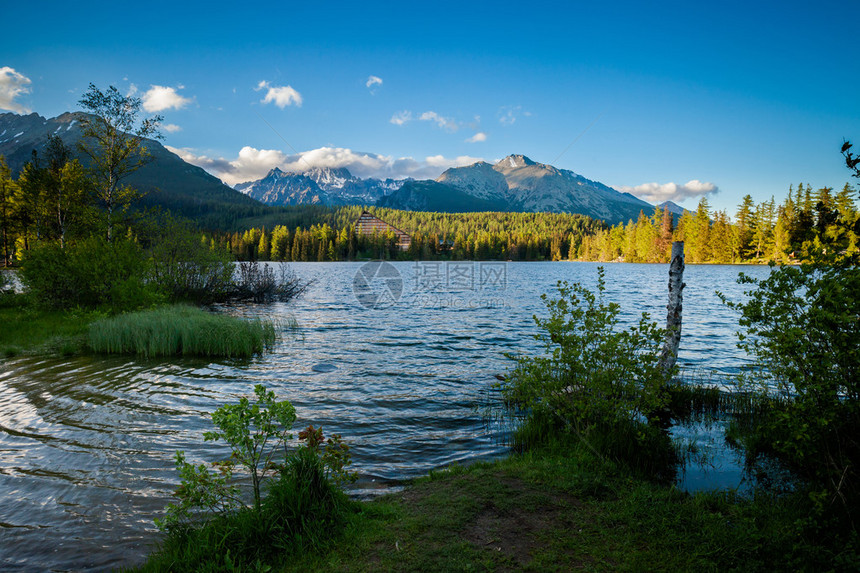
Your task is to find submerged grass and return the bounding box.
[88,305,277,358]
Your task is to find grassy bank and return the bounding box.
[0,297,277,359]
[0,295,99,357]
[138,433,856,572]
[284,440,853,571]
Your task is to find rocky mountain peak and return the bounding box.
[497,154,536,169]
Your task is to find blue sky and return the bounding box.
[2,0,858,213]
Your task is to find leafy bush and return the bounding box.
[502,268,674,476]
[722,262,860,512]
[147,218,235,304]
[87,305,276,358]
[20,236,158,311]
[146,386,355,571]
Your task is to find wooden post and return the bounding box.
[658,241,685,379]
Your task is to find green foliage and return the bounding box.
[77,83,162,241]
[218,205,605,262]
[722,262,860,514]
[87,305,276,358]
[20,235,157,311]
[204,385,298,511]
[146,216,235,304]
[156,451,243,531]
[146,386,355,572]
[502,267,673,476]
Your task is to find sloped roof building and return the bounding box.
[355,211,412,251]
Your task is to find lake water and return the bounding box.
[0,261,770,571]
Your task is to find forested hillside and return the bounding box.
[214,182,857,263]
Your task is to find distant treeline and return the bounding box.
[212,206,605,262]
[214,184,858,264]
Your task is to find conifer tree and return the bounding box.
[0,157,17,266]
[736,194,755,258]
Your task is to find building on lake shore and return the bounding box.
[355,211,412,251]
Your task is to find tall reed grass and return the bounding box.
[88,305,277,358]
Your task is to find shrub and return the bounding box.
[230,261,312,303]
[20,236,158,311]
[722,262,860,513]
[146,386,355,571]
[501,268,674,476]
[146,217,235,304]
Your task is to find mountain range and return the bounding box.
[234,166,404,206]
[1,111,662,227]
[239,154,655,225]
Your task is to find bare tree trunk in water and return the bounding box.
[659,241,685,379]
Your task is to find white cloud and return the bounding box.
[424,154,483,168]
[168,145,485,186]
[419,111,458,132]
[617,180,720,203]
[256,81,302,108]
[0,67,32,113]
[163,123,182,133]
[366,75,383,91]
[390,110,412,126]
[465,132,487,143]
[142,85,192,112]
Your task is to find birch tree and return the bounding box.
[77,84,161,242]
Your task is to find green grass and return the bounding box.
[87,305,277,358]
[0,294,99,357]
[134,431,859,572]
[0,292,281,360]
[276,436,859,572]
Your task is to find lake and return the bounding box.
[0,261,770,571]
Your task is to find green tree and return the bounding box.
[750,198,775,260]
[0,157,17,266]
[78,83,162,242]
[770,206,791,263]
[835,183,857,223]
[690,197,711,263]
[709,210,733,263]
[736,194,755,258]
[13,153,48,250]
[724,263,860,513]
[44,136,91,248]
[502,268,673,475]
